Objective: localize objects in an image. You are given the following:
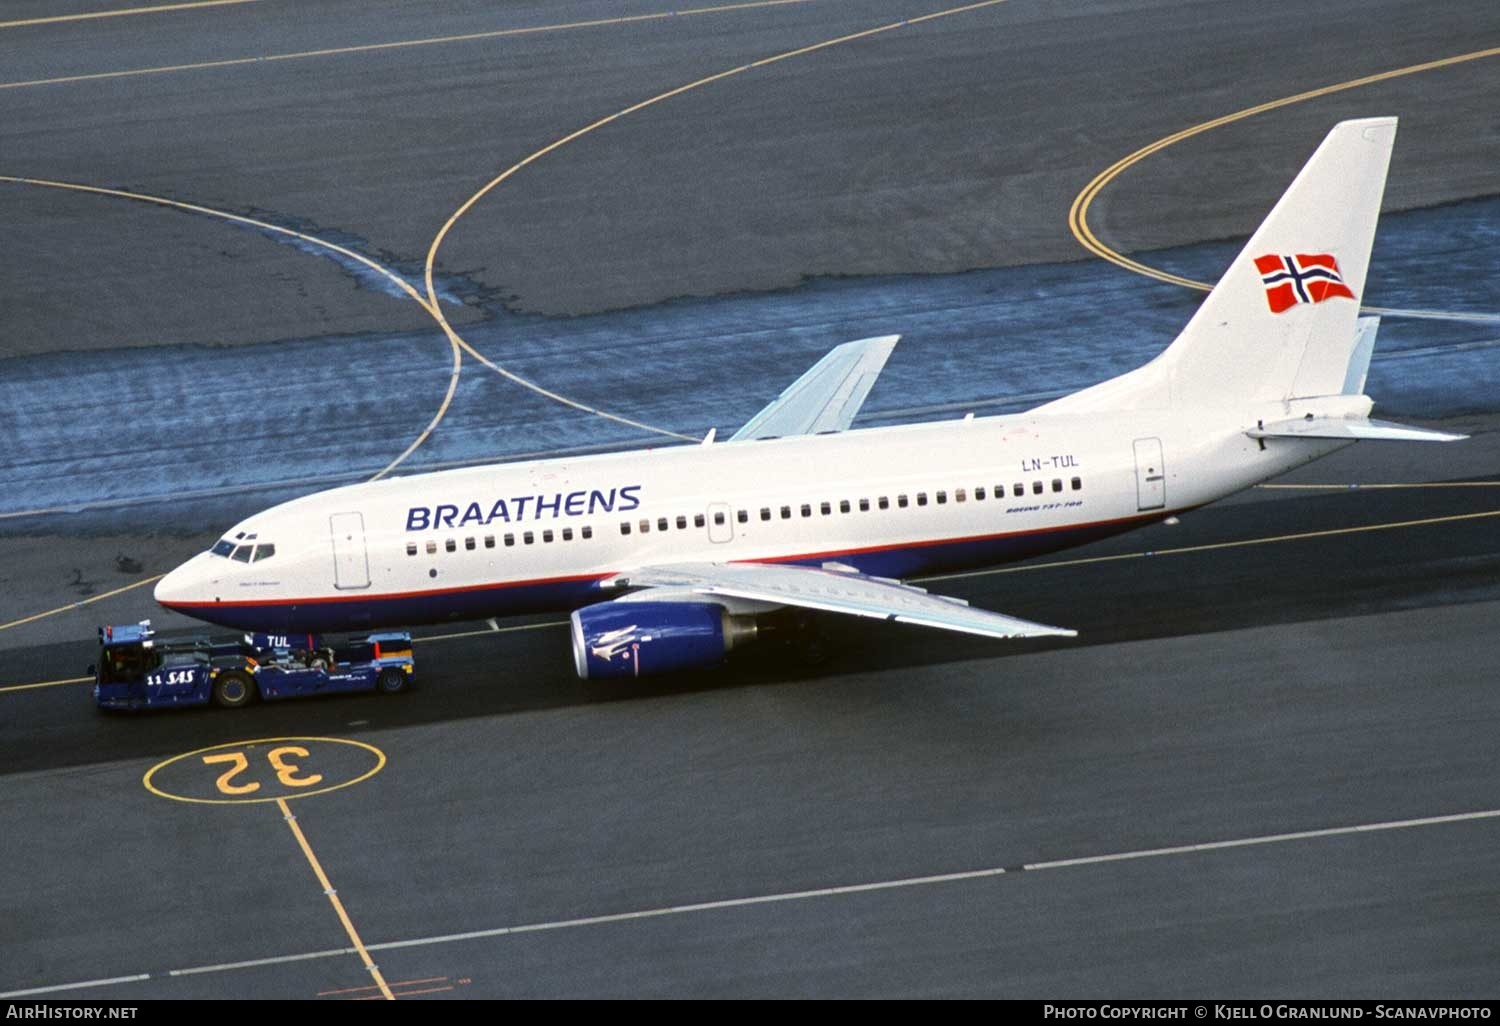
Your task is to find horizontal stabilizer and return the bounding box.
[731,335,898,441]
[1248,417,1467,442]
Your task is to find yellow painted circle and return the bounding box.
[143,736,386,805]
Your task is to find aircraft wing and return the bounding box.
[607,561,1076,640]
[729,335,899,441]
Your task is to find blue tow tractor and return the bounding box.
[92,621,415,711]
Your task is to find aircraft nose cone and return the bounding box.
[154,554,210,610]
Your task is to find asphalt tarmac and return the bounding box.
[2,0,1498,1000]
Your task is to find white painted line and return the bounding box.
[0,973,151,998]
[167,946,355,976]
[1025,808,1500,871]
[368,865,1011,951]
[8,805,1498,997]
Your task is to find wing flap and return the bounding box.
[611,562,1075,640]
[730,335,898,441]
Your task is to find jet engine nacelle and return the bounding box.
[570,601,756,680]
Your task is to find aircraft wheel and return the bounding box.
[376,667,408,694]
[212,669,257,709]
[790,613,830,666]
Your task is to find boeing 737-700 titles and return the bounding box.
[155,118,1463,679]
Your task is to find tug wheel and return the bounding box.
[212,669,256,709]
[376,667,408,694]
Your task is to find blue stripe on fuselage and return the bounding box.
[162,515,1163,634]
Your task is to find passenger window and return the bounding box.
[504,533,516,547]
[1013,483,1024,497]
[445,539,456,553]
[955,489,966,503]
[543,529,554,543]
[1071,477,1082,491]
[465,537,476,550]
[898,495,909,508]
[484,535,495,548]
[916,493,928,507]
[713,511,725,525]
[582,526,593,540]
[694,513,705,528]
[523,531,535,545]
[406,542,418,557]
[858,498,869,512]
[780,506,791,519]
[839,499,850,513]
[676,515,688,530]
[737,509,748,524]
[657,517,668,532]
[975,487,986,500]
[878,496,889,510]
[1032,481,1043,495]
[821,501,832,515]
[621,522,631,535]
[935,491,947,505]
[425,540,437,555]
[561,528,572,541]
[801,504,812,518]
[1052,479,1063,492]
[761,508,772,521]
[640,520,650,534]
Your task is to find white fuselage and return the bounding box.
[154,402,1346,633]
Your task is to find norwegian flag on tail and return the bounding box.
[1253,253,1357,313]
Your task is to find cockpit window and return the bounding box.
[230,545,253,562]
[211,540,235,557]
[251,544,276,562]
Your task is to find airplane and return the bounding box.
[154,117,1464,679]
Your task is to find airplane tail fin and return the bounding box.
[1038,117,1397,414]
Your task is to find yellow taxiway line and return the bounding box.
[277,797,394,1001]
[6,505,1495,692]
[420,0,1012,444]
[1068,47,1500,300]
[0,0,813,91]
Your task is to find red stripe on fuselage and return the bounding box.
[161,510,1169,613]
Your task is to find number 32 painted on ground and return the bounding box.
[201,746,325,795]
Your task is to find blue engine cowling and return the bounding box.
[570,601,734,680]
